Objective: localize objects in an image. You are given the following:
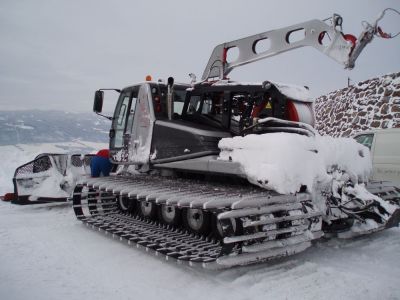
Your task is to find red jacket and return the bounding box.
[96,149,109,158]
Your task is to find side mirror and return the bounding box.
[93,90,104,113]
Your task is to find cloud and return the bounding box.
[0,0,399,111]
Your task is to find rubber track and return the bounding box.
[81,212,222,266]
[73,175,322,268]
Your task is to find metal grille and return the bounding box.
[71,154,84,167]
[83,154,94,167]
[14,155,52,177]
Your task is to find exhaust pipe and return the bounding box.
[167,77,174,120]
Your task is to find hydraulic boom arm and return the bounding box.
[202,9,399,81]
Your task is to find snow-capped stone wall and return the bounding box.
[315,72,400,137]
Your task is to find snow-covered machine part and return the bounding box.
[347,8,400,69]
[202,9,399,80]
[324,179,400,238]
[218,132,400,237]
[270,82,313,102]
[218,133,371,195]
[73,10,400,268]
[13,153,93,204]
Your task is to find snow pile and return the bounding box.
[218,132,371,194]
[316,135,372,183]
[26,168,70,200]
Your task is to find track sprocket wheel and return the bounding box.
[139,201,157,219]
[183,208,211,235]
[117,196,136,213]
[158,204,181,226]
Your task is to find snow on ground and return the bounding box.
[0,202,400,300]
[1,142,400,300]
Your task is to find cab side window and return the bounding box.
[186,95,202,114]
[113,95,130,148]
[157,86,187,118]
[173,90,186,116]
[126,97,138,133]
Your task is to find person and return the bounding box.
[90,149,113,177]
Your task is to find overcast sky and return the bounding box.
[0,0,399,112]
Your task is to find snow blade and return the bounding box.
[12,153,94,205]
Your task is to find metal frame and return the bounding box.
[202,16,353,80]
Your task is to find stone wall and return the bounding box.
[314,72,400,137]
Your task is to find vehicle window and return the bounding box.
[111,88,139,148]
[184,91,269,132]
[173,89,187,115]
[126,97,138,133]
[186,96,202,114]
[158,86,187,117]
[174,101,184,114]
[117,99,128,126]
[113,95,130,147]
[202,98,213,114]
[354,134,374,150]
[229,93,253,134]
[210,93,224,115]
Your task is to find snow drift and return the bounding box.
[218,132,372,194]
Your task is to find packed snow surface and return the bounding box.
[0,202,400,300]
[219,132,371,194]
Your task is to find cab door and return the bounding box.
[109,86,139,163]
[109,84,155,165]
[129,84,155,165]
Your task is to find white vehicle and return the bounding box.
[354,128,400,185]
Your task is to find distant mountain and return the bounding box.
[0,110,111,145]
